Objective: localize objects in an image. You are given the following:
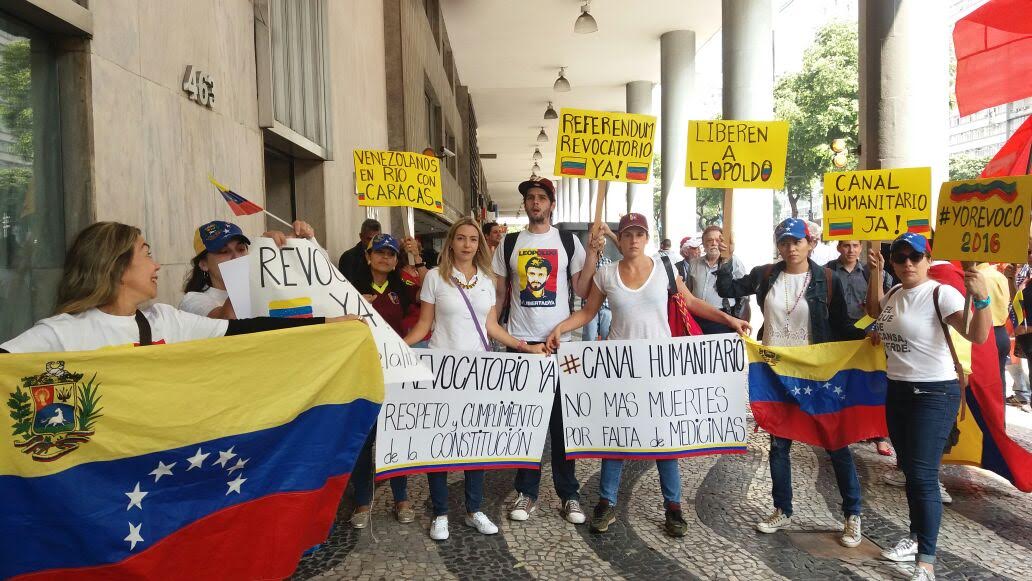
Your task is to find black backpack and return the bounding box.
[500,229,577,323]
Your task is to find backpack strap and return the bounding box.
[558,229,576,281]
[660,255,678,296]
[135,310,153,346]
[823,267,834,304]
[503,231,519,283]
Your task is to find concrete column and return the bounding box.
[860,1,949,192]
[559,178,569,223]
[588,180,598,223]
[661,31,697,247]
[626,81,656,230]
[579,178,590,222]
[723,0,774,272]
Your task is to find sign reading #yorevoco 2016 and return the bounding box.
[933,175,1032,263]
[374,349,557,480]
[557,335,749,460]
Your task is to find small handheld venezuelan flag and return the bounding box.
[209,176,264,217]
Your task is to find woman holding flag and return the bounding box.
[403,217,546,541]
[866,233,990,581]
[546,213,750,537]
[1,222,357,354]
[715,217,866,548]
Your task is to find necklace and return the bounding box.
[782,270,811,317]
[453,273,478,290]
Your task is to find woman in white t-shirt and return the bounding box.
[1,222,351,354]
[545,213,750,538]
[403,217,546,542]
[179,219,316,318]
[866,233,991,580]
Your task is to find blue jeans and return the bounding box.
[599,459,681,506]
[769,436,861,518]
[886,379,961,565]
[583,307,612,340]
[352,429,407,505]
[511,348,580,502]
[427,470,484,516]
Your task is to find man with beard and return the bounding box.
[493,177,591,526]
[686,225,748,334]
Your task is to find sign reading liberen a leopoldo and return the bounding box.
[354,149,444,214]
[685,120,789,189]
[933,175,1032,263]
[822,167,932,241]
[554,108,657,183]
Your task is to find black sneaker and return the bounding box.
[665,502,687,537]
[590,500,617,533]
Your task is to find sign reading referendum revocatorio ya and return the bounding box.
[933,175,1032,263]
[822,167,932,241]
[554,108,657,183]
[685,120,789,189]
[353,149,444,214]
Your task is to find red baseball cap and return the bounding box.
[618,213,649,235]
[518,177,556,202]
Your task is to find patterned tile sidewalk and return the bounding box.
[294,412,1032,581]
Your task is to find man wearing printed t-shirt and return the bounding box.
[493,177,592,525]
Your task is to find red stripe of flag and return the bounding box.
[750,401,887,450]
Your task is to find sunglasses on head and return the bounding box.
[890,251,925,264]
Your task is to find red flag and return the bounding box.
[981,114,1032,178]
[954,0,1032,117]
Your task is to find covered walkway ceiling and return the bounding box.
[440,0,722,214]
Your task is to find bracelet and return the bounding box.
[517,340,527,352]
[973,296,991,310]
[414,262,426,268]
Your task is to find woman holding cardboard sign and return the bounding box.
[545,213,750,537]
[403,217,547,541]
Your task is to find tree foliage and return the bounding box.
[949,155,990,181]
[774,22,859,218]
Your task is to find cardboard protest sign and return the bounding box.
[822,167,931,241]
[374,349,557,479]
[354,149,444,214]
[557,335,749,460]
[221,238,433,383]
[685,120,788,189]
[933,175,1032,263]
[553,108,656,183]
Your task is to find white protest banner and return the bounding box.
[222,238,432,383]
[557,334,748,459]
[374,349,557,480]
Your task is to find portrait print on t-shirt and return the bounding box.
[518,248,558,307]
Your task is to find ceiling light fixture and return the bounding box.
[553,68,571,92]
[532,162,541,173]
[532,147,543,161]
[574,2,598,34]
[537,127,548,142]
[543,101,558,120]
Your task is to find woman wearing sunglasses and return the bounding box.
[866,233,991,581]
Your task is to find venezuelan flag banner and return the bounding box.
[745,337,888,450]
[1,324,383,580]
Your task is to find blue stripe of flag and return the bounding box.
[748,363,887,416]
[269,306,313,318]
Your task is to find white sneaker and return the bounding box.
[464,511,498,535]
[939,481,953,505]
[910,565,935,581]
[509,493,536,521]
[840,515,862,548]
[561,499,587,524]
[429,515,449,541]
[881,536,918,562]
[882,469,906,487]
[755,509,791,533]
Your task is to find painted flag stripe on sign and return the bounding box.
[269,298,314,319]
[907,218,930,233]
[829,221,853,236]
[560,157,587,176]
[626,165,649,180]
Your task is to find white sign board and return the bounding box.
[557,335,749,459]
[374,349,557,479]
[222,238,432,383]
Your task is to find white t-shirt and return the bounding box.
[593,259,670,341]
[1,304,229,353]
[421,267,496,352]
[763,271,812,347]
[877,280,965,381]
[178,287,229,317]
[492,227,586,342]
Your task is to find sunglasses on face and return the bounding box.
[890,251,925,265]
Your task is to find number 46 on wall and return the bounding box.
[182,65,215,108]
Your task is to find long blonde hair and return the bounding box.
[55,222,142,314]
[437,217,493,287]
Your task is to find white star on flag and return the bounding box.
[149,460,175,483]
[226,474,247,495]
[833,386,843,395]
[803,387,812,395]
[214,446,237,468]
[791,387,802,396]
[125,522,144,550]
[186,448,210,470]
[822,382,832,390]
[125,482,148,510]
[227,458,249,474]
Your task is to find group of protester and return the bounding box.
[2,172,1025,581]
